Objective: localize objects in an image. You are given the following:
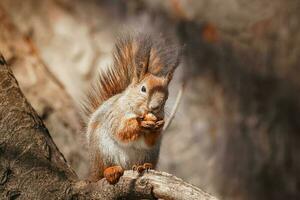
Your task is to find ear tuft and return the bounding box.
[134,34,152,82]
[0,54,7,66]
[166,67,176,84]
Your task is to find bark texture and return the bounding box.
[0,56,77,199]
[0,3,88,178]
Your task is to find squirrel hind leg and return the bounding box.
[103,166,124,185]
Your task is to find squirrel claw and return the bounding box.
[143,163,153,171]
[132,164,144,173]
[141,120,156,129]
[132,164,137,171]
[137,165,145,173]
[155,120,165,130]
[104,166,124,185]
[132,163,153,173]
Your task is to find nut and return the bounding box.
[144,113,157,121]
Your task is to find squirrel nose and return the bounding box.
[150,104,160,112]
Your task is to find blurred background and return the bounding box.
[0,0,300,199]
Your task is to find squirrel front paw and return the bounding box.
[154,120,164,130]
[103,166,124,185]
[140,120,156,129]
[140,113,164,131]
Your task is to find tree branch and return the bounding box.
[74,170,218,200]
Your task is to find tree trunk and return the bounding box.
[0,4,88,178]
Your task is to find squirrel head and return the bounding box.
[82,33,180,121]
[118,33,179,118]
[124,73,170,118]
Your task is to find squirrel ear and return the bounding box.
[132,61,148,84]
[132,75,139,84]
[139,61,149,81]
[134,39,151,82]
[165,67,176,84]
[135,52,150,82]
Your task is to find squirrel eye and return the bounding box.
[141,85,146,93]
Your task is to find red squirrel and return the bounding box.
[83,33,180,184]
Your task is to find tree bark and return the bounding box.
[0,49,218,200]
[0,4,88,178]
[0,55,77,199]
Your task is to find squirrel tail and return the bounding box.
[81,32,181,120]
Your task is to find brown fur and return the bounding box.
[146,74,167,97]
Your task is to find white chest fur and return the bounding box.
[98,129,154,169]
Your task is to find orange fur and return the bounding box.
[103,166,124,184]
[145,74,167,94]
[90,121,99,131]
[117,118,141,143]
[144,132,161,147]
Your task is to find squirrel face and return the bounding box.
[125,73,168,118]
